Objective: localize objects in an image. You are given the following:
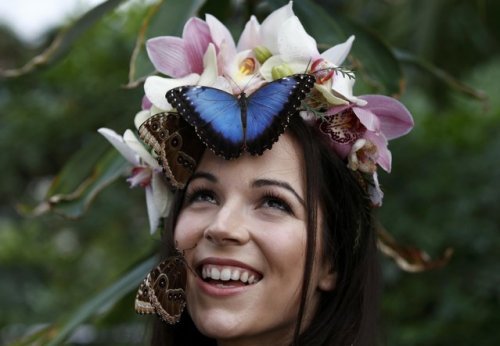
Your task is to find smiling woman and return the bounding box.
[150,117,381,345]
[99,2,414,345]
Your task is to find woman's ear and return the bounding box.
[317,262,337,292]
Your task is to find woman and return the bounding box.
[149,116,380,346]
[99,3,414,345]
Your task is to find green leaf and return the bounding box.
[0,0,127,78]
[8,256,156,346]
[394,49,488,102]
[292,0,403,95]
[18,138,130,219]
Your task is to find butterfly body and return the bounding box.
[135,254,188,324]
[166,74,316,159]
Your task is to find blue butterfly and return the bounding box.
[165,74,316,159]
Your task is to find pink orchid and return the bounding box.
[319,95,414,173]
[147,17,212,78]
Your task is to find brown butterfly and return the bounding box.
[134,253,188,324]
[139,112,204,189]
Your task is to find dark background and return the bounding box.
[1,0,499,345]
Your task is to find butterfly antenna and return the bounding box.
[224,74,243,95]
[303,58,313,74]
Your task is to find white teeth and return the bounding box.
[211,267,220,280]
[230,270,240,281]
[201,264,260,284]
[220,268,231,281]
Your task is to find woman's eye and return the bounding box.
[262,196,293,214]
[185,189,216,205]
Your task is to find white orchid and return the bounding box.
[98,128,172,234]
[253,2,362,106]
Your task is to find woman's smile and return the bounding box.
[195,257,262,295]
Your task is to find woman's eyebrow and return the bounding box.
[189,171,217,183]
[252,179,305,206]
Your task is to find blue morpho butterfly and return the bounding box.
[165,74,316,159]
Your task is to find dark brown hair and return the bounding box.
[150,116,380,346]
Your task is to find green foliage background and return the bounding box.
[0,0,499,345]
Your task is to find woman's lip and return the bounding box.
[192,257,263,297]
[195,275,253,297]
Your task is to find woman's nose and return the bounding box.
[203,202,250,246]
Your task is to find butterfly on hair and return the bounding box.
[134,251,189,324]
[139,112,204,189]
[166,74,316,159]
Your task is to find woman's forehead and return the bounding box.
[195,132,305,189]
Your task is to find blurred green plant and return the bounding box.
[1,0,498,345]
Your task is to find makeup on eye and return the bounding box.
[258,189,295,215]
[184,186,217,205]
[183,173,302,215]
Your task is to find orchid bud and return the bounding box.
[253,46,272,64]
[271,64,294,80]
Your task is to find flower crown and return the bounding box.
[96,2,457,276]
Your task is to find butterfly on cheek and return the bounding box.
[139,112,204,189]
[166,74,316,159]
[134,253,189,324]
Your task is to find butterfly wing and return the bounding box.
[139,112,204,189]
[135,255,187,324]
[245,74,316,155]
[134,280,155,315]
[166,86,244,159]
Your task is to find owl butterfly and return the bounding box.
[166,74,316,159]
[134,253,188,324]
[139,112,204,189]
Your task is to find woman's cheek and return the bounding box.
[174,211,202,248]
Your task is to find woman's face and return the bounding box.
[174,133,335,345]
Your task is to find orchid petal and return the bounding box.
[152,172,173,218]
[141,95,152,110]
[359,95,414,140]
[326,103,351,115]
[320,35,355,65]
[183,17,212,74]
[237,15,261,51]
[331,74,367,106]
[123,129,160,169]
[315,83,349,105]
[144,74,199,110]
[198,43,218,86]
[145,185,160,234]
[146,37,190,78]
[98,128,138,165]
[328,140,351,159]
[260,1,295,53]
[278,16,318,60]
[205,14,236,56]
[134,109,152,130]
[352,107,380,132]
[364,131,391,172]
[211,76,234,93]
[127,167,151,188]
